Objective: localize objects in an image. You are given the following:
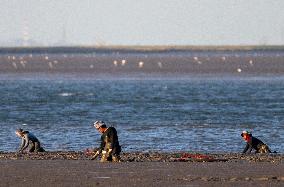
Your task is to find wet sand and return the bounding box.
[0,152,283,187]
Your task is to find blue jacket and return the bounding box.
[19,131,39,151]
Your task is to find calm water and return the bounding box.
[0,74,283,153]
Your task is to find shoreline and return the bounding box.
[1,151,283,162]
[1,45,284,53]
[2,71,284,78]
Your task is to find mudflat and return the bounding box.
[0,152,283,187]
[1,47,284,75]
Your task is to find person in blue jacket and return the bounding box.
[15,128,45,153]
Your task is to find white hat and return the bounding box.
[93,121,106,129]
[241,130,251,137]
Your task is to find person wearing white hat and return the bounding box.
[91,121,121,162]
[241,131,271,154]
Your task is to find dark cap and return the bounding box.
[16,128,24,133]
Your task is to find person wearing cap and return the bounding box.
[241,131,271,154]
[91,121,121,162]
[15,128,45,153]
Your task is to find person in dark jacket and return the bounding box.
[91,121,121,162]
[15,129,45,153]
[241,131,271,154]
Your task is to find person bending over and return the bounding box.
[241,131,271,154]
[91,121,121,162]
[15,128,45,153]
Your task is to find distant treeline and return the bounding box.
[0,45,284,54]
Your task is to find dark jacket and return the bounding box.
[242,136,270,153]
[99,127,121,154]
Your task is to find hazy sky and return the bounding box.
[1,0,284,46]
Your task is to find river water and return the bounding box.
[0,73,283,153]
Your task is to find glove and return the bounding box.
[91,151,100,160]
[103,149,112,157]
[107,149,112,155]
[101,150,111,162]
